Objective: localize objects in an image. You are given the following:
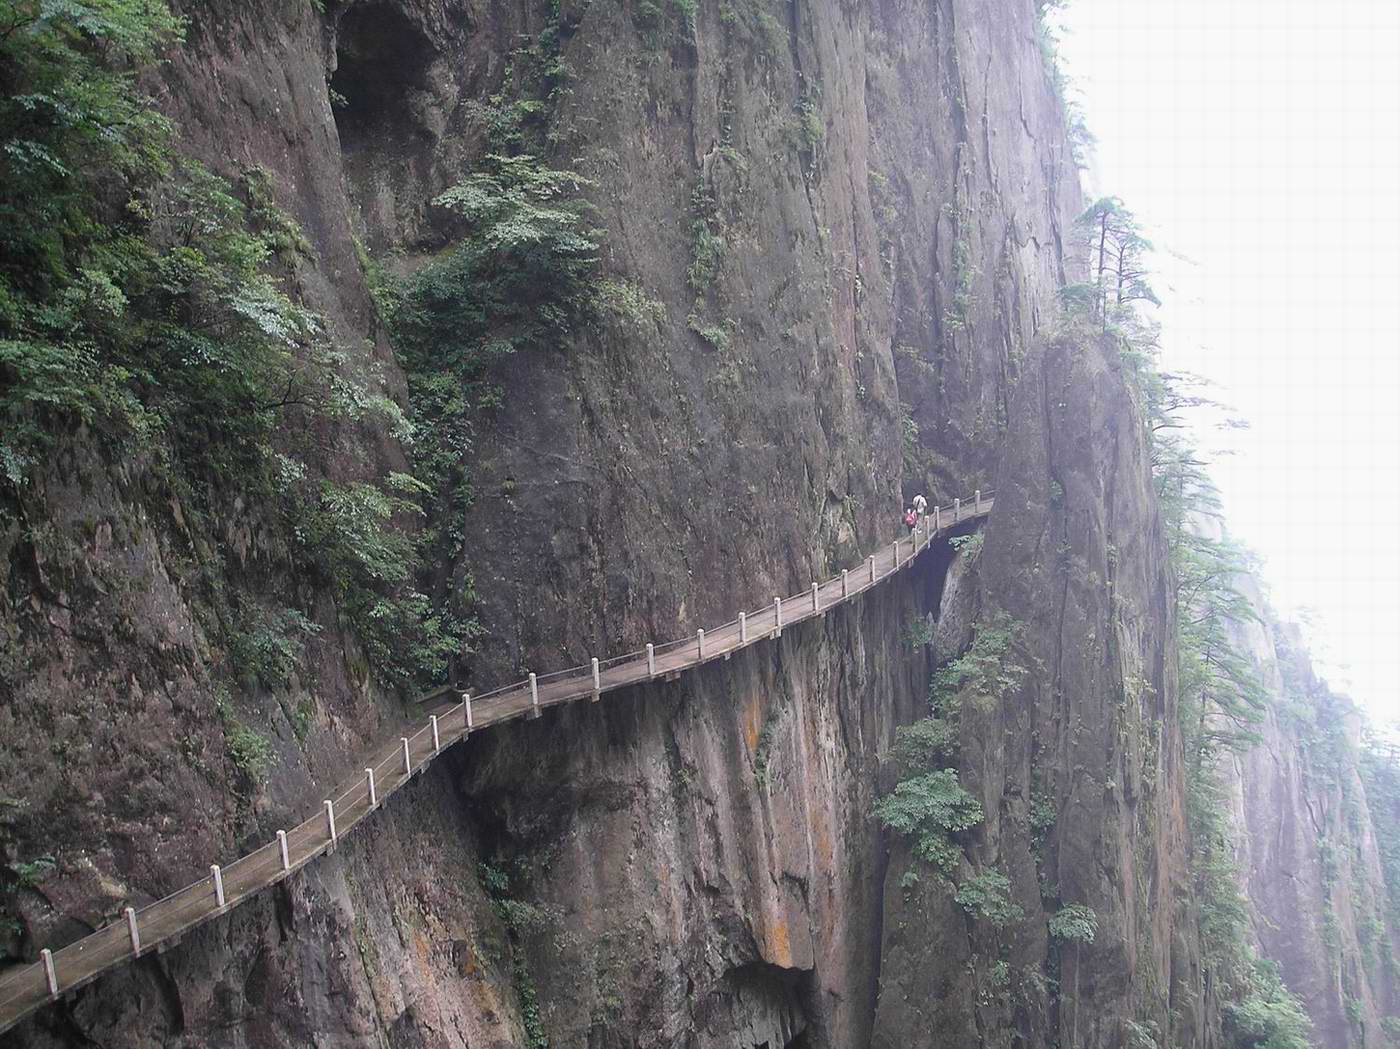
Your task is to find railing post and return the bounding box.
[401,737,411,776]
[591,658,601,702]
[774,597,783,638]
[462,693,473,737]
[324,800,337,851]
[894,538,901,568]
[934,504,940,531]
[975,489,982,513]
[697,628,706,659]
[869,555,876,583]
[812,582,820,613]
[529,672,541,719]
[647,643,656,677]
[954,497,961,522]
[739,612,748,643]
[842,569,849,597]
[211,864,226,908]
[277,830,290,872]
[41,947,58,1000]
[430,714,441,754]
[125,906,141,957]
[365,768,377,807]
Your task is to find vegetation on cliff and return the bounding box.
[1086,198,1315,1048]
[0,0,465,693]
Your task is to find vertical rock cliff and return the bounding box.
[1219,579,1400,1049]
[4,1,1389,1047]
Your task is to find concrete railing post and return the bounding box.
[869,555,876,583]
[277,830,290,873]
[401,737,411,777]
[774,597,783,638]
[430,714,441,754]
[324,800,337,851]
[954,497,961,522]
[462,693,474,737]
[811,582,820,613]
[365,768,377,808]
[739,612,748,643]
[529,672,541,719]
[894,538,901,568]
[934,505,940,531]
[591,658,601,702]
[842,569,849,598]
[41,947,57,1000]
[647,643,656,677]
[212,864,226,909]
[697,628,706,659]
[125,907,140,957]
[975,489,982,513]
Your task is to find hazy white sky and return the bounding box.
[1054,0,1400,718]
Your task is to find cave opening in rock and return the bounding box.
[330,2,434,155]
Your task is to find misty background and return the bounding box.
[1055,0,1400,721]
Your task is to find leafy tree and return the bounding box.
[1048,903,1098,944]
[1071,196,1159,326]
[873,769,983,874]
[1221,959,1313,1049]
[955,869,1024,927]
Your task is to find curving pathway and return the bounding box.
[0,492,993,1034]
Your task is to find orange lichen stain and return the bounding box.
[743,690,764,755]
[762,913,794,969]
[413,925,433,972]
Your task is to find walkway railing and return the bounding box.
[0,491,993,1034]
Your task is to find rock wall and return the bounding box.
[1219,582,1400,1049]
[870,329,1210,1049]
[0,1,1265,1047]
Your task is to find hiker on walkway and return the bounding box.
[903,507,917,533]
[912,494,928,517]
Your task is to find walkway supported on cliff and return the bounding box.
[0,492,994,1034]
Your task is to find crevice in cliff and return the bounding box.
[330,3,436,158]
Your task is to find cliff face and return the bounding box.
[870,329,1210,1049]
[0,1,1264,1047]
[1219,585,1400,1049]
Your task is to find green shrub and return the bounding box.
[1221,959,1313,1049]
[954,869,1024,927]
[688,221,726,293]
[890,717,958,773]
[930,612,1028,714]
[1048,903,1097,944]
[229,606,321,690]
[1124,1019,1160,1049]
[226,724,275,782]
[293,475,467,690]
[948,533,984,559]
[595,279,667,329]
[670,0,698,29]
[873,769,982,874]
[1380,1015,1400,1044]
[12,855,56,888]
[901,617,935,650]
[1029,791,1057,836]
